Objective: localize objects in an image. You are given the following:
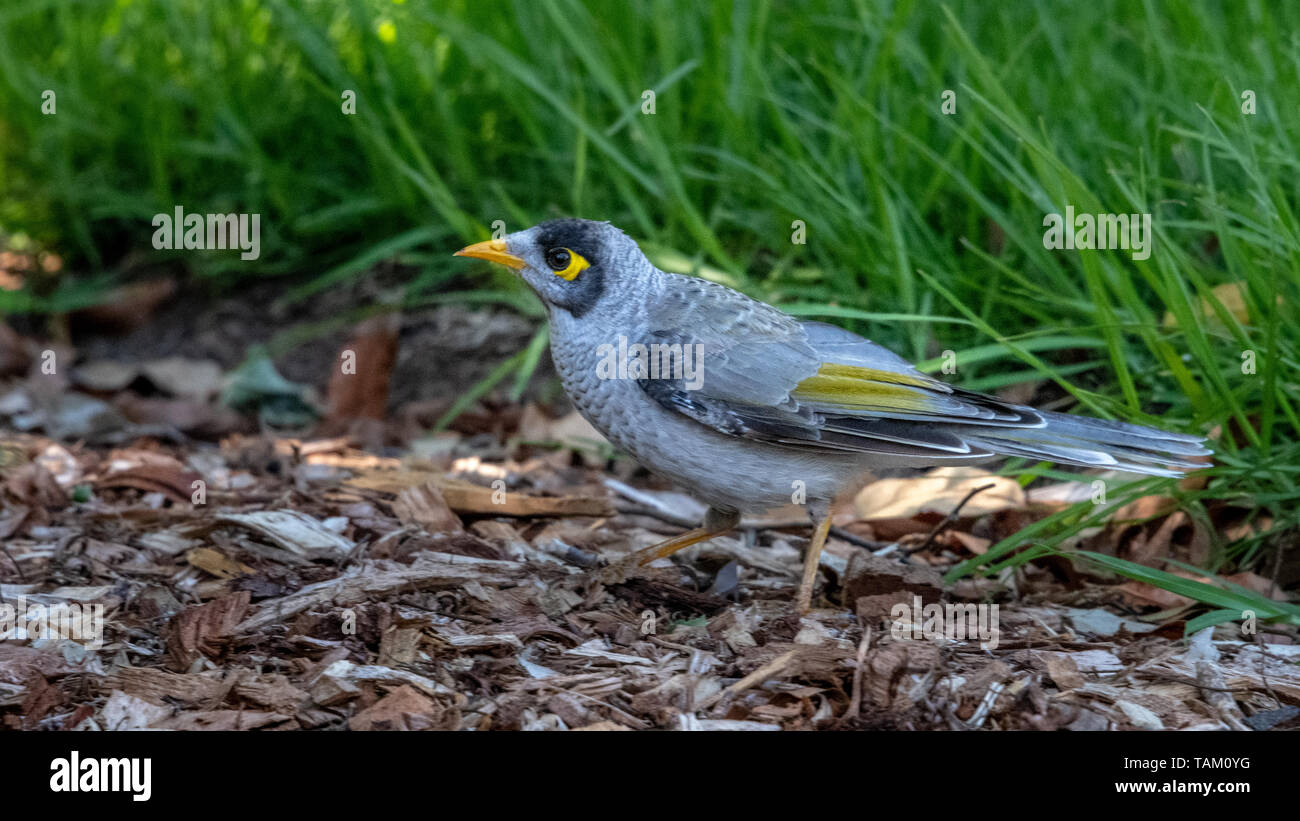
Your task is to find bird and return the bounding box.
[456,219,1210,612]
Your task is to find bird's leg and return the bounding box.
[598,506,740,585]
[795,507,833,614]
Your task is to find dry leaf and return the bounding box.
[208,510,354,560]
[518,406,610,465]
[96,462,202,504]
[1161,281,1281,328]
[323,313,401,427]
[101,690,170,731]
[140,356,225,400]
[854,467,1024,520]
[185,547,254,580]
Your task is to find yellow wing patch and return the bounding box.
[553,248,590,281]
[793,363,935,412]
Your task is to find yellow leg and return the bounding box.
[598,507,738,585]
[796,512,832,614]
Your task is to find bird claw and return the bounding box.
[594,556,640,586]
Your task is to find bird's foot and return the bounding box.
[595,519,735,586]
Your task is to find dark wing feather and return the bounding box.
[633,278,1209,475]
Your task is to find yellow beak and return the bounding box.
[454,239,526,270]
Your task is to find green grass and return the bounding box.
[1,0,1298,585]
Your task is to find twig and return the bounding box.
[539,682,649,729]
[698,649,799,711]
[845,624,872,720]
[0,543,26,584]
[1252,631,1281,707]
[907,483,996,555]
[830,526,892,551]
[1196,660,1251,730]
[1268,538,1285,600]
[604,479,697,524]
[235,553,525,633]
[966,679,1006,729]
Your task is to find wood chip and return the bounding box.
[392,481,462,534]
[166,592,251,671]
[235,554,525,633]
[348,684,447,731]
[204,510,354,560]
[347,471,614,517]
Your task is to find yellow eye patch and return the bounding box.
[551,248,590,281]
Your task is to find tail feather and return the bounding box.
[967,410,1211,478]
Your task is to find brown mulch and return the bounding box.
[2,428,1297,732]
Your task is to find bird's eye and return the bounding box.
[545,247,590,281]
[545,248,571,270]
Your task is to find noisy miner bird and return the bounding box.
[456,219,1210,612]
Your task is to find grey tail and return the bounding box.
[964,410,1211,478]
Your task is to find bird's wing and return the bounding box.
[636,281,1208,474]
[634,279,1029,459]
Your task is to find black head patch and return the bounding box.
[533,218,611,317]
[535,219,610,259]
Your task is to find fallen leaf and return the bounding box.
[205,510,354,560]
[5,460,67,509]
[101,690,170,731]
[140,356,225,400]
[1043,653,1084,691]
[853,467,1025,520]
[72,360,140,392]
[71,277,176,334]
[96,462,202,504]
[1065,607,1157,638]
[949,530,991,555]
[1116,699,1164,730]
[1162,281,1281,329]
[185,547,254,580]
[518,406,610,465]
[323,313,401,428]
[113,393,246,436]
[222,348,320,427]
